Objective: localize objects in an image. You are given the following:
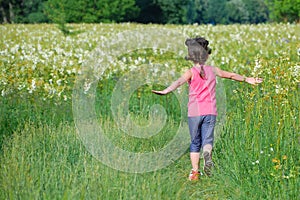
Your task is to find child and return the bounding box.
[152,37,263,181]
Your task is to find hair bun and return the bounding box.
[185,38,196,46]
[185,37,212,54]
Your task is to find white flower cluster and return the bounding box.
[0,23,299,104]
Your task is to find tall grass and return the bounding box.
[0,120,218,200]
[1,100,298,199]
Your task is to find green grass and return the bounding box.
[1,104,298,199]
[0,23,299,199]
[0,121,207,200]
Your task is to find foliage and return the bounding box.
[154,0,189,24]
[21,0,48,23]
[243,0,269,24]
[0,0,299,24]
[267,0,300,22]
[43,0,140,23]
[135,0,163,23]
[0,0,48,23]
[226,0,249,24]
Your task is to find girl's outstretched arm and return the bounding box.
[152,70,192,95]
[214,67,263,85]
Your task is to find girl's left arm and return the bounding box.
[152,70,192,95]
[214,67,263,85]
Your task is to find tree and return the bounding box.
[226,0,249,23]
[267,0,300,22]
[94,0,140,23]
[243,0,268,24]
[0,0,48,23]
[44,0,139,24]
[206,0,228,24]
[185,0,209,24]
[44,0,66,23]
[0,0,298,24]
[0,0,22,23]
[135,0,163,23]
[21,0,48,23]
[0,0,9,23]
[154,0,189,24]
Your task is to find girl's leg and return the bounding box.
[201,115,216,176]
[190,145,212,175]
[190,152,200,171]
[188,117,203,172]
[203,144,212,154]
[203,144,213,173]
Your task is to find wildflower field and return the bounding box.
[0,23,299,199]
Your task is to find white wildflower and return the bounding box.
[290,65,300,77]
[134,59,139,65]
[84,81,92,94]
[31,79,36,90]
[56,79,62,86]
[18,84,26,91]
[253,58,261,73]
[275,85,280,94]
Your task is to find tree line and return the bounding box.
[0,0,299,24]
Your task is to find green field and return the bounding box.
[0,23,299,199]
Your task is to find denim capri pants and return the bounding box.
[188,115,216,152]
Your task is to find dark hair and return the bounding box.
[185,37,212,79]
[194,37,212,54]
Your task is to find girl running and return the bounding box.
[152,37,263,180]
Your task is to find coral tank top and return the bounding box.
[188,66,217,117]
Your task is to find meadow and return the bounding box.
[0,23,299,199]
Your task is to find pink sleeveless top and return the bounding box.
[188,66,217,117]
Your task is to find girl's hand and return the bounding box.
[152,90,167,95]
[245,77,263,85]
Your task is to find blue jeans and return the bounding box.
[188,115,216,152]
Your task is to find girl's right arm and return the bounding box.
[152,69,192,95]
[214,67,263,85]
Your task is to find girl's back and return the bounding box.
[188,65,217,117]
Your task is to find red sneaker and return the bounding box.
[189,169,201,181]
